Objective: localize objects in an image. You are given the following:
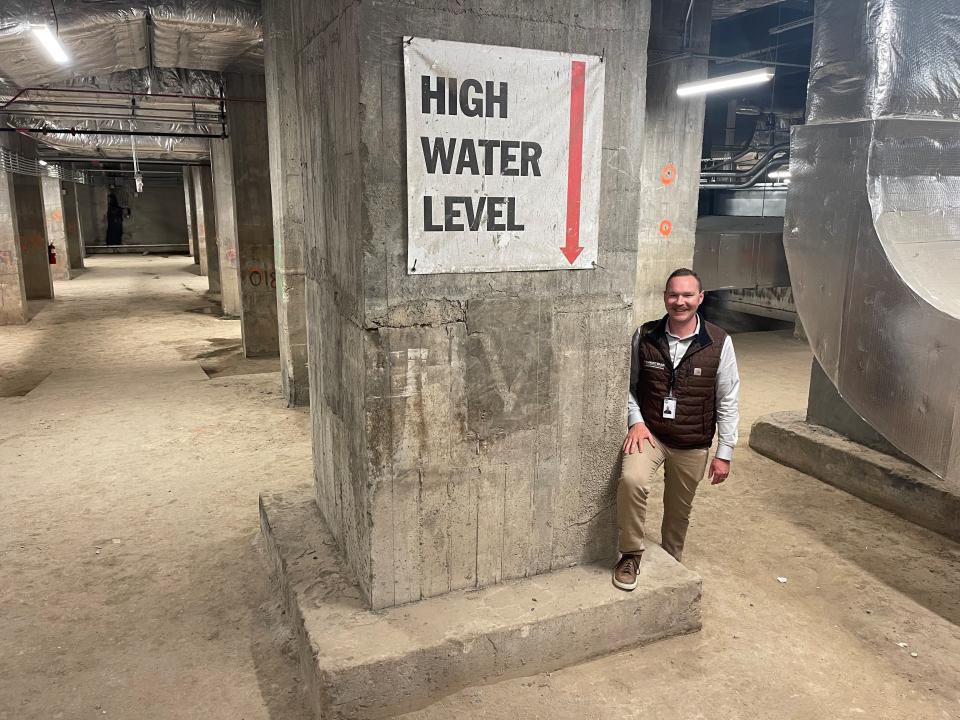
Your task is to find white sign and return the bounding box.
[403,37,605,274]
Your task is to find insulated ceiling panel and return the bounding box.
[0,6,149,87]
[150,0,262,71]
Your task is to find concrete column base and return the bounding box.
[259,486,702,720]
[750,411,960,543]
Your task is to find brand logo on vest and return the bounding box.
[644,360,666,370]
[693,368,702,376]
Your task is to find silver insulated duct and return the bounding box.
[785,0,960,484]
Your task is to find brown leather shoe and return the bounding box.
[612,553,642,591]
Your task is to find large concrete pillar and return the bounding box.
[13,172,53,300]
[40,175,74,280]
[61,179,86,268]
[182,166,200,264]
[634,0,711,323]
[292,1,650,611]
[210,138,241,315]
[0,170,28,324]
[192,165,221,294]
[222,73,279,358]
[264,0,309,405]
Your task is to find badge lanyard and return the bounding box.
[663,351,677,420]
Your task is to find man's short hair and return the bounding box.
[665,268,702,292]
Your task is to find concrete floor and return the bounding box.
[1,256,958,719]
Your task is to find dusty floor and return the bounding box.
[1,256,959,719]
[1,256,313,719]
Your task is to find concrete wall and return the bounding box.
[0,169,27,324]
[293,0,650,609]
[85,179,190,248]
[76,181,98,252]
[634,0,711,324]
[211,138,241,316]
[192,165,222,295]
[41,176,73,280]
[264,0,310,405]
[224,73,279,358]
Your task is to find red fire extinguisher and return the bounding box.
[48,242,57,265]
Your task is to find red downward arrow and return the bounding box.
[562,60,587,265]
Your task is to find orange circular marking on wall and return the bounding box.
[659,219,673,237]
[660,163,677,185]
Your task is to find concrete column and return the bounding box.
[292,1,649,610]
[633,0,711,324]
[190,167,209,276]
[61,179,86,267]
[13,172,54,300]
[264,0,309,405]
[0,170,28,324]
[192,165,221,294]
[222,72,279,358]
[182,167,200,264]
[41,175,74,280]
[210,138,241,316]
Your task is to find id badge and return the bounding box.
[663,395,677,420]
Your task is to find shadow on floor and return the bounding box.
[170,337,281,379]
[757,452,960,626]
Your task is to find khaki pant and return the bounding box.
[616,440,709,561]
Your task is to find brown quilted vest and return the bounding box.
[632,315,727,449]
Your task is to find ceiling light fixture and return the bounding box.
[32,25,69,64]
[677,68,774,98]
[768,168,791,179]
[38,160,48,166]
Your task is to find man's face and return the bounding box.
[663,275,704,324]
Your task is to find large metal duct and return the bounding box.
[785,0,960,484]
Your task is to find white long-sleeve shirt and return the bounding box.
[627,317,740,461]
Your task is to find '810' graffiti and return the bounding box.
[246,267,276,289]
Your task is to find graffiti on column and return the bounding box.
[245,266,277,289]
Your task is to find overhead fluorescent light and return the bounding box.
[677,68,774,98]
[32,25,69,64]
[768,168,791,179]
[38,160,48,166]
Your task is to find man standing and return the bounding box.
[613,268,740,591]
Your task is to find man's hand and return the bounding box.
[623,422,656,454]
[708,457,730,485]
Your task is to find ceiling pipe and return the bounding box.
[699,159,789,189]
[0,127,226,138]
[1,86,266,111]
[700,143,790,178]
